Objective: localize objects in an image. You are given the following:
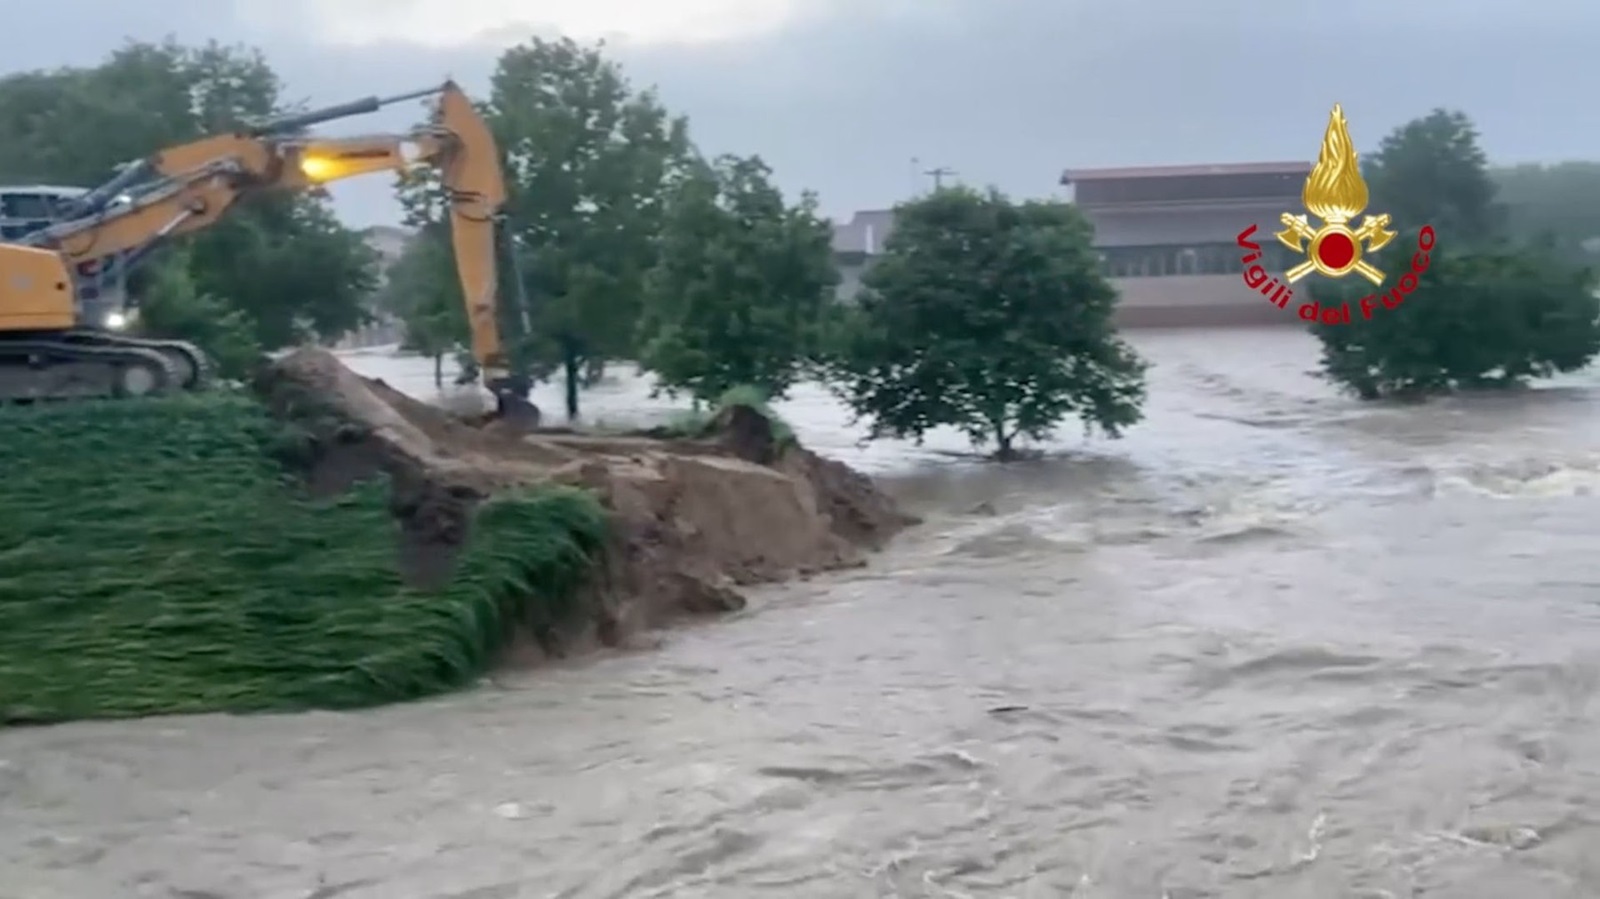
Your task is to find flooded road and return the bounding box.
[8,328,1600,898]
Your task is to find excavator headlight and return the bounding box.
[299,155,337,181]
[104,311,129,330]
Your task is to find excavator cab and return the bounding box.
[0,184,203,399]
[0,185,133,330]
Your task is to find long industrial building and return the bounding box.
[1060,161,1310,326]
[831,160,1313,327]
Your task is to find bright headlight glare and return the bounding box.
[300,155,336,180]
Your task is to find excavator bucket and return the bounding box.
[493,391,542,429]
[487,375,541,431]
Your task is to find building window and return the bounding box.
[1098,241,1302,279]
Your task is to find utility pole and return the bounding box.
[924,166,956,190]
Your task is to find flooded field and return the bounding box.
[7,328,1600,897]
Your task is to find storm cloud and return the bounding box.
[8,0,1590,226]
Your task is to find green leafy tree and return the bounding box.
[133,248,263,380]
[0,39,379,352]
[186,200,378,348]
[1494,161,1600,268]
[1315,248,1599,398]
[377,226,468,387]
[399,36,692,420]
[1364,109,1503,246]
[637,155,838,404]
[821,187,1147,460]
[1315,110,1600,398]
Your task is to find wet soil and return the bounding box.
[253,348,915,660]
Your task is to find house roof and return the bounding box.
[1060,161,1311,185]
[831,208,896,254]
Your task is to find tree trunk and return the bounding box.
[993,422,1015,461]
[562,348,581,421]
[432,353,443,388]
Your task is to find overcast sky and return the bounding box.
[7,0,1591,228]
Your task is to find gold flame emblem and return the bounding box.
[1276,104,1397,284]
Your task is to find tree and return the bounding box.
[186,199,378,348]
[134,248,263,380]
[1315,248,1599,398]
[636,155,837,404]
[401,37,692,420]
[1364,109,1503,247]
[821,187,1147,460]
[1493,161,1600,268]
[375,227,468,387]
[1314,111,1600,398]
[0,40,379,353]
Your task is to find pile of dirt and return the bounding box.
[255,348,916,661]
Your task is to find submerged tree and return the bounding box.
[821,187,1147,460]
[1315,109,1600,399]
[637,154,837,404]
[1316,247,1599,398]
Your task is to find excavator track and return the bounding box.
[0,336,189,403]
[57,331,212,392]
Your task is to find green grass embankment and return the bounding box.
[0,393,607,724]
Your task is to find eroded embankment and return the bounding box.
[0,348,911,723]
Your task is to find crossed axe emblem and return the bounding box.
[1274,212,1397,285]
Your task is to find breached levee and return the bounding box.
[257,348,914,657]
[0,348,911,724]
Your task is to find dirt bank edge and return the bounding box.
[255,348,918,668]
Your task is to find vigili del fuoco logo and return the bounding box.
[1236,104,1437,325]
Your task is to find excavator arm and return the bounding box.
[0,82,537,421]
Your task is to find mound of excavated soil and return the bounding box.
[254,348,915,659]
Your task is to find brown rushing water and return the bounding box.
[7,328,1600,898]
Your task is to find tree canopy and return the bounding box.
[0,40,380,358]
[375,226,467,387]
[636,155,837,404]
[1363,109,1503,246]
[1315,109,1600,398]
[1316,247,1598,398]
[821,187,1147,460]
[1494,161,1600,269]
[397,36,693,420]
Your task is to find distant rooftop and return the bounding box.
[1060,161,1311,185]
[361,225,413,268]
[832,208,895,255]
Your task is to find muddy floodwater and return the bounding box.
[9,328,1600,898]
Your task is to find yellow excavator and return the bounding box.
[0,81,538,423]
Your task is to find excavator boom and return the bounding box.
[0,82,537,422]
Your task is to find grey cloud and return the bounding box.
[6,0,1592,227]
